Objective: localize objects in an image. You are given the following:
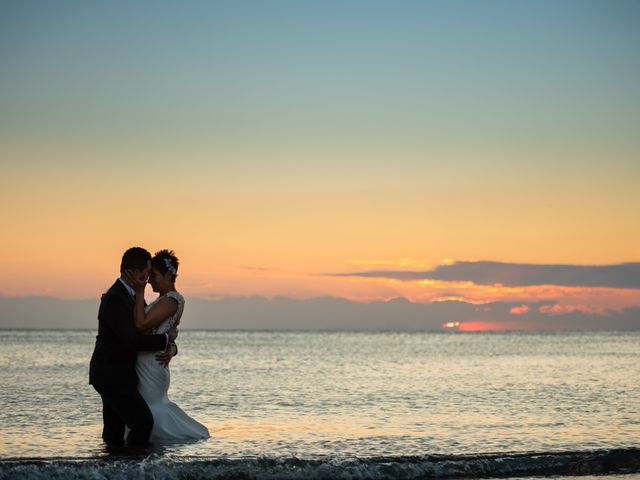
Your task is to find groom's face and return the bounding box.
[134,261,151,283]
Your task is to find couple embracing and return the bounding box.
[89,247,209,448]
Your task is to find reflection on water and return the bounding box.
[0,330,639,458]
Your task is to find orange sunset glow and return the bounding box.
[1,1,639,331]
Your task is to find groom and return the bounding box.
[89,247,178,448]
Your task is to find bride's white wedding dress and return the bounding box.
[136,290,209,442]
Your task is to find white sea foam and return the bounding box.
[1,449,640,480]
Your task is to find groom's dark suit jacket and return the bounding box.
[89,279,167,388]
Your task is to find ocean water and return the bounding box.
[1,329,639,478]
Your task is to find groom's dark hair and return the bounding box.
[120,247,152,274]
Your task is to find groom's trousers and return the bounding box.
[94,384,154,447]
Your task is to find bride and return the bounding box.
[124,249,209,442]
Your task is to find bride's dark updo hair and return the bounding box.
[151,249,179,280]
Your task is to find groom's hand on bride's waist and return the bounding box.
[156,342,177,367]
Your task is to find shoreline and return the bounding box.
[2,447,640,479]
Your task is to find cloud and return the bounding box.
[1,294,639,331]
[509,305,530,315]
[328,261,640,289]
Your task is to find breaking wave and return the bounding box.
[1,447,640,479]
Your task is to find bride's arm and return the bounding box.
[135,296,178,332]
[122,270,179,332]
[123,270,149,331]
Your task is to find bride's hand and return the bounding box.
[123,269,146,293]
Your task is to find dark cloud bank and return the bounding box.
[330,261,640,289]
[1,295,638,331]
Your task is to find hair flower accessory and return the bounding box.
[164,258,177,275]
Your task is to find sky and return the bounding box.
[1,1,639,329]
